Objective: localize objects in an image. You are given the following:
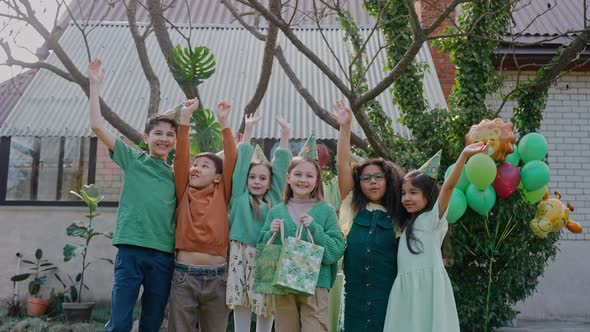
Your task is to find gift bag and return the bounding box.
[254,222,291,295]
[273,223,324,296]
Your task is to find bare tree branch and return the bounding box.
[146,0,199,100]
[247,0,352,97]
[239,0,281,133]
[0,0,143,143]
[274,46,368,148]
[221,0,266,41]
[126,0,161,117]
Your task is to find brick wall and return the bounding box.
[94,140,123,201]
[489,71,590,241]
[418,0,456,100]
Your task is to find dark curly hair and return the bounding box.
[351,158,404,225]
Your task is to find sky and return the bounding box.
[0,0,67,82]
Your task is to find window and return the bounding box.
[0,136,98,204]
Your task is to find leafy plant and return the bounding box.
[10,249,57,298]
[64,184,113,303]
[2,296,25,318]
[170,45,216,86]
[189,108,223,154]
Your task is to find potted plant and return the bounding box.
[62,184,113,322]
[10,248,58,316]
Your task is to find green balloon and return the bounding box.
[444,163,470,192]
[465,154,497,190]
[447,189,467,224]
[523,185,548,205]
[466,184,496,216]
[505,146,520,166]
[521,160,550,191]
[518,133,548,163]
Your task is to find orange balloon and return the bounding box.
[465,118,515,163]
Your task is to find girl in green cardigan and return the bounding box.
[227,113,292,332]
[258,157,346,332]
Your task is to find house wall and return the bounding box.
[489,71,590,320]
[0,206,117,303]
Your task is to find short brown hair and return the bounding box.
[194,152,223,174]
[144,115,178,135]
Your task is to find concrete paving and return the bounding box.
[497,320,590,332]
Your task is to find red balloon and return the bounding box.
[317,144,330,169]
[493,163,521,199]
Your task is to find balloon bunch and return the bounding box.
[445,119,554,223]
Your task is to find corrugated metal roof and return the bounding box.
[0,69,38,128]
[67,0,376,27]
[507,0,589,43]
[0,23,446,140]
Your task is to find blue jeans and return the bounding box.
[105,245,174,332]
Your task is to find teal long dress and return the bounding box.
[343,208,397,332]
[382,202,459,332]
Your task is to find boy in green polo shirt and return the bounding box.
[88,59,194,332]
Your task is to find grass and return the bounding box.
[0,301,140,332]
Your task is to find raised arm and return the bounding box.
[329,100,354,199]
[217,101,238,204]
[275,115,291,149]
[439,142,489,218]
[88,59,116,151]
[268,115,292,202]
[242,112,263,145]
[174,98,200,199]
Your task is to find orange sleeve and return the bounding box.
[222,128,238,205]
[174,124,191,201]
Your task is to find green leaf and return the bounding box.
[70,286,78,303]
[75,273,82,282]
[170,44,216,87]
[28,281,40,295]
[22,259,35,265]
[11,273,31,282]
[63,244,84,262]
[81,184,99,199]
[35,248,43,260]
[66,222,89,238]
[99,258,114,265]
[41,267,58,273]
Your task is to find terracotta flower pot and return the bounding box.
[27,296,49,316]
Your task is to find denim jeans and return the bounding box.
[105,245,174,332]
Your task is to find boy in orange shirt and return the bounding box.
[168,99,237,332]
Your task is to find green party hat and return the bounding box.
[298,133,318,160]
[252,144,269,162]
[418,150,442,179]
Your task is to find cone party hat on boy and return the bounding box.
[252,144,269,162]
[298,133,318,160]
[418,150,442,179]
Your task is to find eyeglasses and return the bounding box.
[359,172,385,183]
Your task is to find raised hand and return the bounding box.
[216,100,231,129]
[329,99,352,127]
[462,142,490,159]
[179,98,199,125]
[276,115,291,148]
[275,115,290,131]
[245,112,263,128]
[88,59,105,85]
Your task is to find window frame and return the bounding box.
[0,136,117,207]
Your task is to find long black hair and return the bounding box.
[401,170,440,254]
[351,159,404,224]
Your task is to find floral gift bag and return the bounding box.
[273,222,324,296]
[254,222,291,295]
